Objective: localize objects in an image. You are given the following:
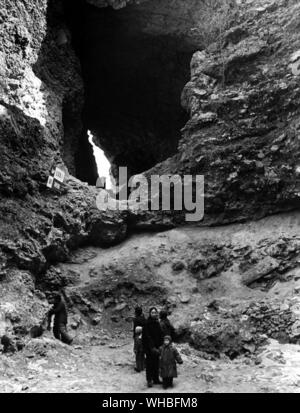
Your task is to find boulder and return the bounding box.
[242,257,280,286]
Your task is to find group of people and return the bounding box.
[46,295,183,389]
[133,306,183,389]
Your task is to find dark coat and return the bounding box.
[142,317,163,355]
[133,314,146,337]
[160,318,176,341]
[48,300,68,325]
[134,335,144,355]
[159,344,183,378]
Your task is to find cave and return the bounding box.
[63,0,200,183]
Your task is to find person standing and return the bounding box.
[47,293,73,345]
[159,309,176,341]
[159,335,183,389]
[133,326,145,372]
[142,307,163,388]
[132,306,146,338]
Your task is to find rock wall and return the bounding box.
[0,0,128,281]
[0,0,300,277]
[0,0,83,192]
[143,0,300,226]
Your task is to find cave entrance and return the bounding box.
[88,130,113,190]
[64,0,199,182]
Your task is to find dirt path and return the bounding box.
[1,338,300,393]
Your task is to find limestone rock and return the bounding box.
[242,257,280,286]
[145,0,300,226]
[180,294,191,304]
[172,260,185,272]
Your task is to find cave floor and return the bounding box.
[1,338,300,393]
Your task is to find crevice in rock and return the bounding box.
[74,129,99,185]
[63,0,196,179]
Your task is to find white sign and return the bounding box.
[46,176,54,188]
[54,167,65,183]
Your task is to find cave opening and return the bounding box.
[63,0,198,184]
[88,130,113,189]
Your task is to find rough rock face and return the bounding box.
[0,268,47,345]
[0,0,128,281]
[0,179,128,275]
[144,0,300,225]
[0,0,84,189]
[188,298,300,357]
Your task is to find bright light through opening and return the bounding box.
[88,130,113,190]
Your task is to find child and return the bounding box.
[134,326,145,372]
[159,335,183,389]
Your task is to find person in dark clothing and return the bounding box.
[132,306,146,338]
[134,326,145,372]
[47,293,72,345]
[159,310,176,341]
[142,307,163,388]
[159,335,183,389]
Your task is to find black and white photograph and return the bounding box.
[0,0,300,399]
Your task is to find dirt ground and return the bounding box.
[1,337,300,393]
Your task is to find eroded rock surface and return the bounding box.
[0,0,128,283]
[145,0,300,225]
